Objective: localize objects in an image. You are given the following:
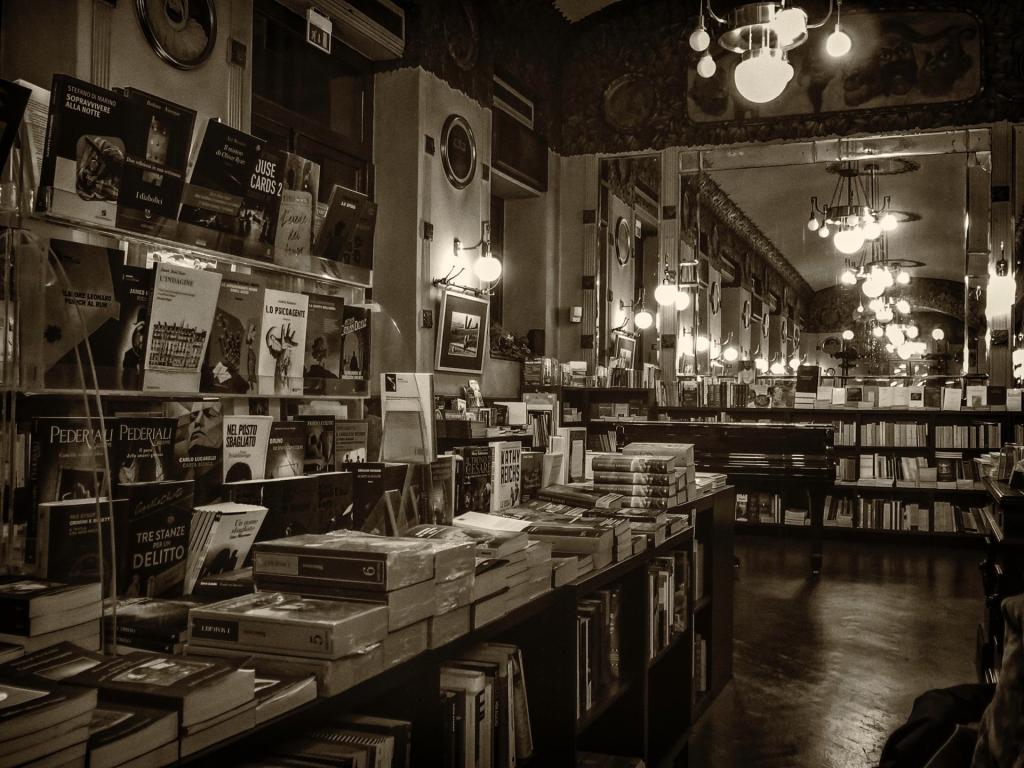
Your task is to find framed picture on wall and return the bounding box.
[436,290,489,374]
[613,333,636,368]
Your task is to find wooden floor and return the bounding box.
[688,535,983,768]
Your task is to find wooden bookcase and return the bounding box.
[977,478,1024,682]
[522,386,656,428]
[176,486,737,768]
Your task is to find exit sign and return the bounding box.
[306,7,332,54]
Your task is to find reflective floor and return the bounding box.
[689,535,983,768]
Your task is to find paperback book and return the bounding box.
[335,420,369,467]
[257,289,309,396]
[110,416,175,497]
[265,421,305,479]
[116,480,194,598]
[201,274,263,394]
[491,442,522,512]
[304,293,345,395]
[313,185,377,285]
[455,446,492,516]
[339,305,371,393]
[273,152,320,268]
[380,372,436,464]
[165,400,223,506]
[222,414,273,483]
[143,262,222,393]
[297,414,335,474]
[33,498,121,586]
[186,502,268,592]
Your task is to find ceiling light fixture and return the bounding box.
[689,0,847,104]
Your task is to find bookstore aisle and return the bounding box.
[688,536,981,768]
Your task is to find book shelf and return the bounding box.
[977,478,1024,683]
[522,386,656,428]
[165,486,736,768]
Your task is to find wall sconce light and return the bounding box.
[789,353,802,371]
[654,265,679,307]
[987,241,1015,317]
[433,220,501,296]
[841,329,855,341]
[769,359,787,375]
[620,291,654,331]
[680,328,696,357]
[931,327,945,342]
[754,345,769,372]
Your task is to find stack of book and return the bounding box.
[0,670,98,768]
[823,496,855,528]
[403,525,477,648]
[695,471,727,496]
[0,579,101,653]
[588,452,689,512]
[266,713,412,767]
[249,533,438,692]
[64,651,257,759]
[783,508,809,526]
[103,597,197,655]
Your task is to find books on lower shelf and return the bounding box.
[860,421,927,447]
[935,422,1002,450]
[576,586,623,719]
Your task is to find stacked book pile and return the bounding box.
[257,713,413,767]
[0,579,102,654]
[823,496,855,528]
[783,508,809,526]
[247,532,442,694]
[103,597,197,655]
[623,441,698,499]
[695,471,727,496]
[403,525,478,648]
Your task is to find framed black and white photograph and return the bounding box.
[613,333,635,368]
[436,290,489,374]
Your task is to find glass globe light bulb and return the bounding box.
[834,227,865,255]
[895,299,911,314]
[906,325,919,339]
[885,343,895,353]
[876,307,894,324]
[863,220,882,240]
[723,346,739,363]
[932,328,945,341]
[897,344,913,361]
[473,254,502,283]
[711,340,722,359]
[872,326,884,338]
[880,213,898,232]
[769,361,786,375]
[654,282,678,306]
[862,279,885,299]
[689,25,711,52]
[885,324,904,344]
[634,308,654,330]
[818,225,830,238]
[807,215,820,232]
[789,355,802,371]
[882,269,895,288]
[696,51,717,78]
[772,7,807,47]
[840,268,857,286]
[826,27,852,58]
[896,269,911,285]
[695,335,710,353]
[755,357,769,373]
[842,329,855,341]
[734,48,791,103]
[856,302,864,313]
[868,298,883,313]
[675,290,691,311]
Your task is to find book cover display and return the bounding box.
[339,305,370,393]
[335,421,369,468]
[258,289,309,396]
[143,262,221,393]
[350,463,411,535]
[455,446,492,516]
[266,421,305,479]
[274,153,320,269]
[380,372,436,465]
[37,75,125,226]
[30,416,113,516]
[298,415,335,474]
[223,415,273,483]
[110,416,175,497]
[116,480,194,598]
[187,503,268,593]
[313,185,376,285]
[41,239,153,390]
[115,88,196,237]
[304,293,345,395]
[201,274,263,394]
[491,442,522,512]
[34,498,121,586]
[166,400,223,507]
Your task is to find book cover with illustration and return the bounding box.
[201,274,263,395]
[40,240,154,391]
[419,454,456,526]
[116,480,194,598]
[274,152,320,269]
[165,400,223,507]
[265,421,305,479]
[186,502,267,593]
[455,446,492,516]
[318,471,354,532]
[490,442,522,512]
[520,451,543,503]
[380,372,436,465]
[313,185,377,285]
[222,415,272,483]
[142,262,221,393]
[110,416,175,498]
[350,463,412,535]
[303,293,345,395]
[257,289,309,396]
[237,145,284,262]
[257,475,325,540]
[338,305,370,394]
[37,74,125,226]
[335,420,368,467]
[115,88,195,237]
[297,415,335,474]
[177,118,264,254]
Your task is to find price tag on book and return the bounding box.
[306,7,332,54]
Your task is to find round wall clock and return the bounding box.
[136,0,217,70]
[440,115,477,190]
[822,336,841,355]
[614,217,631,266]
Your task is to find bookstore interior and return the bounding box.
[1,1,1024,767]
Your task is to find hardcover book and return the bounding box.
[186,502,268,594]
[34,498,122,588]
[143,262,222,393]
[257,288,309,396]
[339,305,370,393]
[177,119,264,253]
[201,274,263,395]
[114,88,195,237]
[187,592,388,659]
[110,416,175,497]
[491,442,522,512]
[380,372,436,464]
[591,455,677,474]
[265,421,305,479]
[102,596,194,649]
[297,414,335,474]
[165,400,223,507]
[335,420,369,467]
[222,415,273,483]
[257,475,326,539]
[37,74,124,226]
[304,293,345,395]
[116,480,194,598]
[455,446,492,516]
[252,532,435,591]
[39,240,153,390]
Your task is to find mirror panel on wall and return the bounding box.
[674,130,994,386]
[591,154,662,373]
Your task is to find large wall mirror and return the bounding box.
[589,154,662,374]
[674,129,998,387]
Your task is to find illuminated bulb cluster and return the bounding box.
[810,211,897,254]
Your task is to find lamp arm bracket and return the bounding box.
[704,0,727,25]
[806,0,835,29]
